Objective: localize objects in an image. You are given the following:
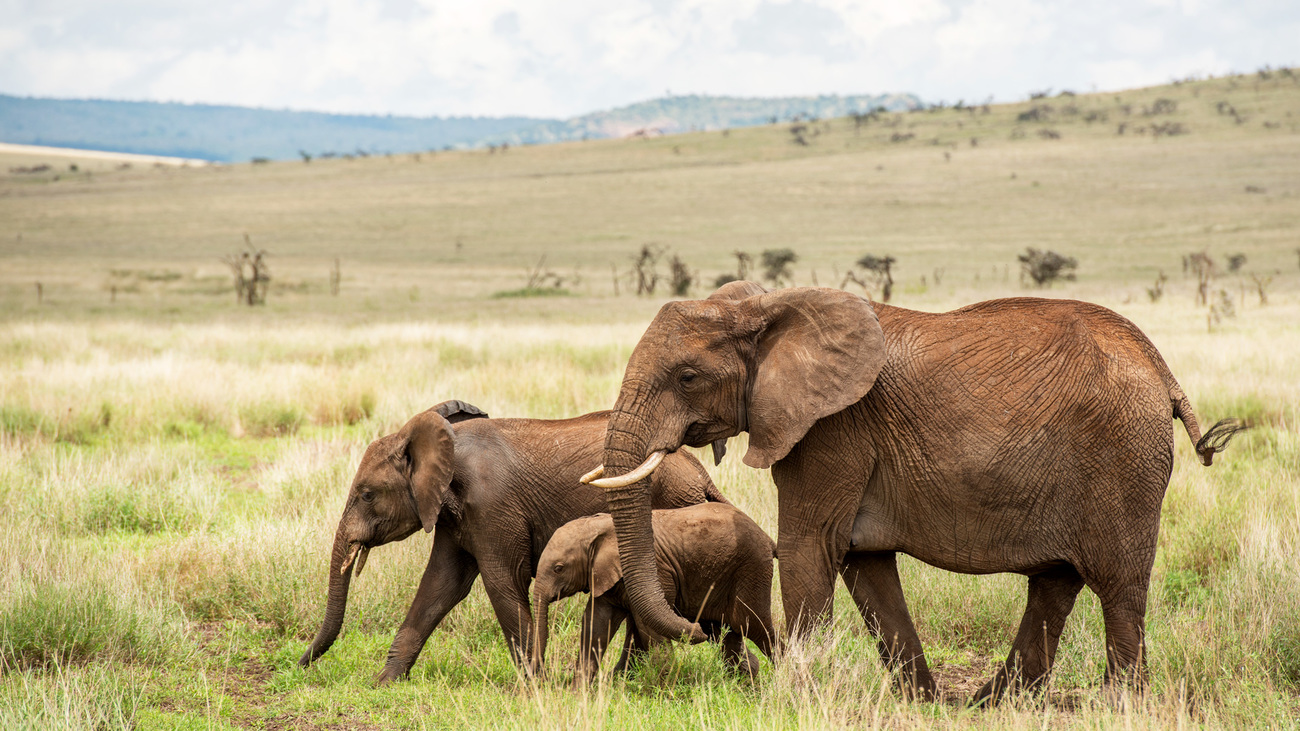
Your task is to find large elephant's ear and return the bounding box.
[708,280,768,300]
[432,399,489,424]
[740,287,886,469]
[589,527,624,598]
[394,410,457,532]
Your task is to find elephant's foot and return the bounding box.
[723,650,761,680]
[892,666,937,703]
[374,664,411,686]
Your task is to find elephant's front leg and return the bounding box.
[773,462,860,639]
[575,597,626,686]
[840,552,936,701]
[377,529,479,684]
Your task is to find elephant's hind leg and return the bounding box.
[720,630,761,678]
[971,563,1084,706]
[840,552,936,701]
[378,530,479,684]
[1095,581,1151,690]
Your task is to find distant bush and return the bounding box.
[1018,248,1077,287]
[240,402,304,437]
[491,287,572,299]
[761,249,798,287]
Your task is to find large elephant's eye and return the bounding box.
[679,370,698,386]
[360,491,374,503]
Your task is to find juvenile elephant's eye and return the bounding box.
[552,563,564,573]
[360,491,374,503]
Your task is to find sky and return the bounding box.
[3,0,1297,119]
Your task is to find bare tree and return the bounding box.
[1187,251,1215,305]
[329,258,341,296]
[223,234,270,305]
[668,255,694,297]
[632,245,666,295]
[1251,274,1272,305]
[1147,271,1168,302]
[715,250,754,288]
[842,254,896,302]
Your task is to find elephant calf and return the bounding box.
[299,400,729,682]
[533,502,777,683]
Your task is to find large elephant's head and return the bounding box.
[299,400,487,667]
[584,285,885,642]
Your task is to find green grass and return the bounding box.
[1,71,1299,727]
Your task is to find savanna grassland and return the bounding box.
[2,71,1299,729]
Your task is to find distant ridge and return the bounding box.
[0,92,921,162]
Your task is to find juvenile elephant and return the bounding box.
[532,502,777,683]
[581,285,1246,703]
[299,401,729,682]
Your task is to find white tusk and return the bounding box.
[353,546,370,577]
[579,465,605,484]
[340,543,361,574]
[588,451,666,489]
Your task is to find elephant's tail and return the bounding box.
[703,479,732,505]
[1170,385,1249,466]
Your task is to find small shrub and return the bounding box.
[0,574,182,669]
[491,287,572,299]
[241,402,304,438]
[761,249,798,287]
[1017,248,1077,287]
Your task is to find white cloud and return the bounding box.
[0,0,1296,117]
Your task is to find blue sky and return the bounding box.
[2,0,1297,118]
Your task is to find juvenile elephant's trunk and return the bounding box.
[532,585,552,674]
[299,523,356,666]
[602,417,705,643]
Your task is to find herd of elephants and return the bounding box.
[298,280,1247,704]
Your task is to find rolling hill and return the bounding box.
[0,92,920,162]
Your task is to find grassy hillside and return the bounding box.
[0,71,1298,729]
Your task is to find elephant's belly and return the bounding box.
[852,491,1068,575]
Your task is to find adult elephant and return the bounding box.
[582,284,1245,703]
[299,400,728,682]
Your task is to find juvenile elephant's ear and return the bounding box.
[394,409,457,532]
[589,529,624,598]
[739,287,886,469]
[432,399,489,424]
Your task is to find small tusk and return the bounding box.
[579,465,605,484]
[589,451,666,489]
[353,546,371,577]
[340,543,361,575]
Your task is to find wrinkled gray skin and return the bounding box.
[594,281,1246,704]
[532,503,776,684]
[298,401,729,682]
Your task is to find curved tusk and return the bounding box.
[588,450,666,489]
[579,465,605,484]
[353,546,371,577]
[340,543,361,575]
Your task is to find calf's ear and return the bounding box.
[590,530,624,597]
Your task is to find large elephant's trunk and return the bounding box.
[602,417,705,643]
[299,523,356,666]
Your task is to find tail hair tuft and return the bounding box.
[1195,418,1250,466]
